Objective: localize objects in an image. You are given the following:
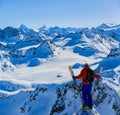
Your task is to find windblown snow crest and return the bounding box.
[0,23,120,115]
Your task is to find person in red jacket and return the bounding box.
[75,63,99,110]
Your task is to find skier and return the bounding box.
[74,63,99,110]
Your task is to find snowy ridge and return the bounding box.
[0,23,120,115]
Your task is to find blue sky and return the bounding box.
[0,0,120,29]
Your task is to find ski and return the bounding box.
[68,65,83,112]
[92,66,103,96]
[68,66,82,99]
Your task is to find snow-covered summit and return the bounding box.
[96,23,120,29]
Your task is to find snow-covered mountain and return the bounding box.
[0,23,120,115]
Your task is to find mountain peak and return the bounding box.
[39,25,48,32]
[97,23,119,29]
[19,24,28,30]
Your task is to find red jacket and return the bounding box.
[75,65,99,85]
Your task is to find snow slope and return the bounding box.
[0,24,120,115]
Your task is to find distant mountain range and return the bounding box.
[0,23,120,115]
[0,23,120,69]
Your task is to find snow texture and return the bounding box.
[0,23,120,115]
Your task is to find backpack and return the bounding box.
[84,69,94,83]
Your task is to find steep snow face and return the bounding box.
[0,24,120,115]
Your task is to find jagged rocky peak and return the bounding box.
[19,24,29,30]
[19,24,36,34]
[39,25,48,33]
[0,26,19,39]
[19,24,41,41]
[19,24,34,33]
